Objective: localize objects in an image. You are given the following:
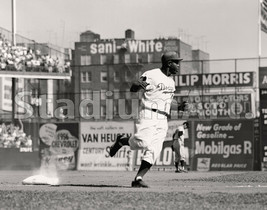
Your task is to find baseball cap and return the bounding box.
[183,121,189,128]
[161,51,183,63]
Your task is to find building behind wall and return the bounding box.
[72,29,210,120]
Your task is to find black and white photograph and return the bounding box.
[0,0,267,209]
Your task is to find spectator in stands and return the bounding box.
[0,121,28,148]
[0,32,70,73]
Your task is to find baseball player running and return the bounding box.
[172,121,189,173]
[109,51,188,188]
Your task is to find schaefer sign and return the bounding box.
[77,121,134,171]
[174,72,254,88]
[174,93,254,119]
[193,120,254,171]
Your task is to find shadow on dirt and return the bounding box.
[58,184,131,188]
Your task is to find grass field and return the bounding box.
[1,170,267,209]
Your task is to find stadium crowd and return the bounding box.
[0,121,32,149]
[0,33,70,73]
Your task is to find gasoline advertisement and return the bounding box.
[39,123,79,170]
[133,120,192,170]
[193,120,254,171]
[260,89,267,169]
[174,93,253,119]
[77,121,134,171]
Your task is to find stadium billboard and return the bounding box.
[193,120,254,171]
[259,67,267,89]
[77,121,134,171]
[132,120,192,171]
[174,92,254,119]
[39,122,79,170]
[259,89,267,169]
[174,72,254,88]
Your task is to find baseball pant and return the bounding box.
[128,108,168,165]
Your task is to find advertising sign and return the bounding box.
[77,121,134,171]
[259,67,267,88]
[174,93,253,119]
[174,72,254,88]
[133,120,191,170]
[259,67,267,169]
[260,89,267,167]
[77,39,165,54]
[76,39,181,55]
[193,120,254,171]
[39,123,79,170]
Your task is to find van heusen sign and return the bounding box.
[174,72,254,87]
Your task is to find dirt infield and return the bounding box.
[1,170,267,209]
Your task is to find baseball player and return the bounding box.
[109,51,188,188]
[172,121,189,173]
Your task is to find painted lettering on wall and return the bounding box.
[174,72,253,87]
[80,40,164,54]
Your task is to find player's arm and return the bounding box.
[170,100,189,111]
[130,76,149,92]
[177,126,184,137]
[171,131,178,151]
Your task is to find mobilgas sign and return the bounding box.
[174,72,254,87]
[260,89,267,163]
[193,120,254,171]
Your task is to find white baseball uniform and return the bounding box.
[173,125,186,162]
[129,68,175,164]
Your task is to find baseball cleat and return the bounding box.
[180,169,188,173]
[131,179,149,188]
[109,134,123,157]
[175,169,182,173]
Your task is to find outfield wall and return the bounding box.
[0,119,257,171]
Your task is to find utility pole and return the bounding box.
[11,0,17,122]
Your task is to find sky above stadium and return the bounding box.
[0,0,267,60]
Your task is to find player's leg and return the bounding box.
[110,108,150,157]
[131,159,152,188]
[109,135,130,157]
[132,119,167,188]
[179,141,188,172]
[180,160,187,172]
[174,161,179,172]
[173,140,181,172]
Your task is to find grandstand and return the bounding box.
[0,26,71,79]
[0,26,72,120]
[0,26,73,169]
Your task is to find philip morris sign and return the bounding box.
[193,120,254,171]
[174,72,254,88]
